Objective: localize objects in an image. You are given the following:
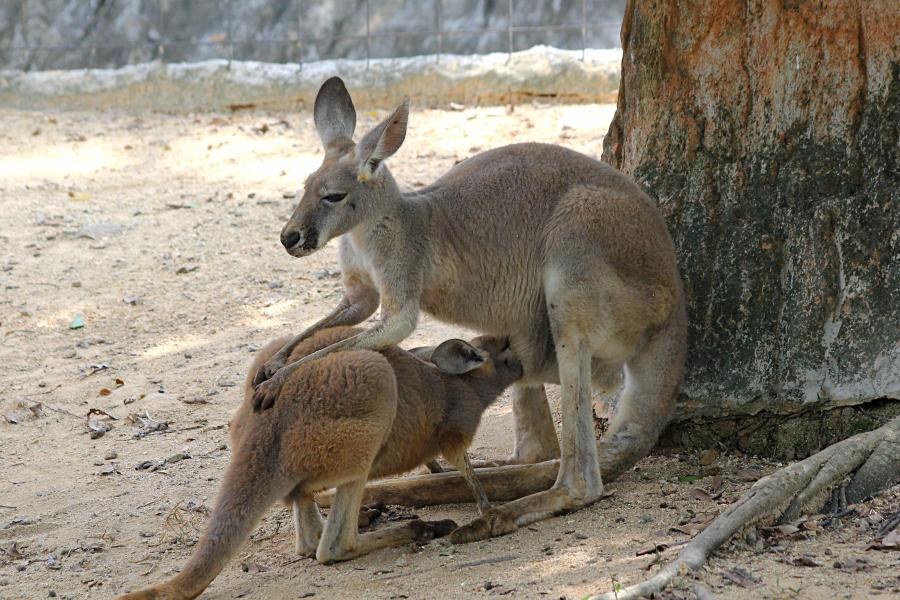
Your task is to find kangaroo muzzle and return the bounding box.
[280,226,319,256]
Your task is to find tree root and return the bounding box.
[589,416,900,600]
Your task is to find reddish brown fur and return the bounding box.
[116,327,520,600]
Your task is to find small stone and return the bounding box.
[575,533,588,540]
[62,348,77,359]
[92,458,105,466]
[104,450,118,460]
[395,557,408,567]
[183,352,193,359]
[268,280,283,289]
[71,281,82,288]
[49,591,57,597]
[298,593,315,598]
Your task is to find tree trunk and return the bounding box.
[602,0,900,458]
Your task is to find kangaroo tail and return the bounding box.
[116,456,292,600]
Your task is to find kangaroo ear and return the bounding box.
[356,98,409,180]
[430,339,487,375]
[314,77,356,147]
[407,345,435,361]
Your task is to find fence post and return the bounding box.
[435,0,442,64]
[297,0,304,71]
[365,0,371,69]
[581,0,587,61]
[157,0,165,63]
[507,0,513,63]
[226,0,234,68]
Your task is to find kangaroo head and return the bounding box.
[426,336,523,387]
[280,77,409,257]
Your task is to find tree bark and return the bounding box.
[602,0,900,456]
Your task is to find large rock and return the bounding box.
[0,0,625,70]
[603,1,899,433]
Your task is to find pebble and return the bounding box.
[395,557,408,567]
[92,458,105,466]
[268,280,283,289]
[71,281,82,288]
[49,592,57,598]
[104,450,118,460]
[62,348,77,359]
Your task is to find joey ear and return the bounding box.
[407,345,435,361]
[356,98,409,180]
[430,339,487,375]
[314,77,357,147]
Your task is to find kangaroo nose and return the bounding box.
[281,229,301,250]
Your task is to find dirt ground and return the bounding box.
[1,102,898,600]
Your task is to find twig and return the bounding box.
[136,497,164,510]
[23,384,63,397]
[36,403,80,418]
[452,554,518,570]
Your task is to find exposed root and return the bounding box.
[588,416,900,600]
[315,460,559,508]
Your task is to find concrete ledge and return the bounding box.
[0,45,621,112]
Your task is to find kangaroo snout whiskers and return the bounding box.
[115,327,520,600]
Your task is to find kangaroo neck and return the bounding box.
[349,181,433,260]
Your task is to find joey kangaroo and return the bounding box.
[116,326,522,600]
[253,77,687,542]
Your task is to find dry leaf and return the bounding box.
[699,448,717,466]
[775,524,799,536]
[115,378,125,387]
[99,388,112,396]
[690,488,713,502]
[722,567,759,588]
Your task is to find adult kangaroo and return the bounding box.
[253,77,687,541]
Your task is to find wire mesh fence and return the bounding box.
[0,0,624,71]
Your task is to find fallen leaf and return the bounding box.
[699,448,717,466]
[690,488,713,501]
[787,555,821,567]
[240,562,269,574]
[115,378,125,387]
[68,190,91,201]
[722,566,760,588]
[678,474,700,483]
[635,543,671,556]
[99,388,112,396]
[710,473,724,492]
[176,265,199,274]
[775,524,799,536]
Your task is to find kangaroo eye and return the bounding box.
[322,193,347,204]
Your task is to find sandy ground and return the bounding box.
[1,102,898,600]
